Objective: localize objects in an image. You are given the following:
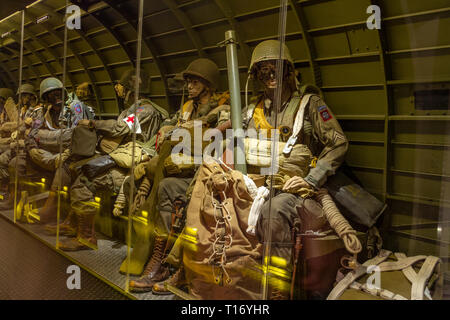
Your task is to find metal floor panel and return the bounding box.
[0,209,177,300]
[0,213,129,300]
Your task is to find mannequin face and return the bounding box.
[46,89,63,111]
[20,93,37,108]
[256,60,294,90]
[257,60,278,90]
[186,76,208,100]
[256,60,295,102]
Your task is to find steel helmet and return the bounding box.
[40,77,64,101]
[249,40,294,78]
[182,58,220,90]
[0,88,14,100]
[17,83,37,98]
[118,69,151,95]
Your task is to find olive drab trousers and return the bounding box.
[255,192,328,272]
[70,167,127,216]
[27,148,73,191]
[157,177,193,234]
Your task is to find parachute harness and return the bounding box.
[206,170,234,285]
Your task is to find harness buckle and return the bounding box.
[283,135,297,155]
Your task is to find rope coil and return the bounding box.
[112,177,128,217]
[131,177,151,214]
[316,188,362,256]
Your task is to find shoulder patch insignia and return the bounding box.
[136,107,144,114]
[319,106,332,122]
[74,104,82,114]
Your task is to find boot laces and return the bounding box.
[142,237,166,276]
[167,266,185,286]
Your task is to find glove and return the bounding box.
[134,162,147,180]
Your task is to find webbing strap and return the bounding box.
[327,249,392,300]
[377,255,428,272]
[395,253,419,284]
[395,253,433,300]
[411,256,440,300]
[283,94,313,155]
[349,282,408,300]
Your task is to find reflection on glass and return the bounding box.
[0,0,446,302]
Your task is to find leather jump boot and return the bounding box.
[129,234,170,293]
[152,265,187,295]
[59,214,97,251]
[44,210,77,237]
[36,191,58,224]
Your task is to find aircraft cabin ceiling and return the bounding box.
[0,0,448,115]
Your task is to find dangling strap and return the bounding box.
[283,94,313,155]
